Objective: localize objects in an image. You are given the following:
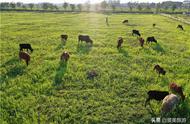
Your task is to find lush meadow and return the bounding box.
[0,12,190,123]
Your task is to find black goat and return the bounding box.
[132,30,141,37]
[19,44,33,52]
[145,90,169,107]
[177,25,184,30]
[146,36,157,43]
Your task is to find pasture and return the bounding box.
[0,12,190,123]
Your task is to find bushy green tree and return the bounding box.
[77,4,82,11]
[28,3,34,10]
[137,5,142,11]
[172,4,177,11]
[70,4,75,11]
[10,2,16,9]
[63,2,68,10]
[111,5,116,12]
[16,2,22,8]
[0,2,10,9]
[101,0,108,10]
[42,3,49,10]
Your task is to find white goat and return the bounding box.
[161,94,180,113]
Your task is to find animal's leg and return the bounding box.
[26,60,29,66]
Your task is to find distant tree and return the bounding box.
[48,4,54,10]
[129,6,133,11]
[164,6,168,11]
[146,5,151,11]
[22,4,27,9]
[70,4,75,11]
[101,0,108,10]
[111,4,116,12]
[16,2,22,8]
[63,2,68,10]
[128,2,133,12]
[172,4,177,11]
[156,3,161,13]
[54,5,59,11]
[85,0,91,11]
[137,5,142,11]
[10,2,16,9]
[28,3,34,10]
[77,4,82,11]
[0,2,10,9]
[36,4,40,10]
[95,4,99,11]
[42,3,49,10]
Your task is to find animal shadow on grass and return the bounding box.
[54,61,68,86]
[118,48,128,57]
[77,43,92,54]
[0,57,26,83]
[151,43,165,54]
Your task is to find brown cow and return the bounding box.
[60,51,70,61]
[138,37,144,47]
[61,34,68,44]
[78,35,93,44]
[154,65,166,76]
[19,51,30,66]
[117,37,123,49]
[169,82,185,100]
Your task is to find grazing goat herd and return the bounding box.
[18,18,186,115]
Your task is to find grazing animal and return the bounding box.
[146,36,157,43]
[169,83,185,100]
[117,37,123,49]
[139,37,145,47]
[19,51,30,66]
[78,35,93,44]
[19,44,33,52]
[132,30,141,37]
[161,94,180,113]
[154,65,166,76]
[153,23,156,27]
[145,90,169,107]
[60,51,70,62]
[61,34,68,44]
[177,25,184,30]
[87,70,98,79]
[123,20,128,24]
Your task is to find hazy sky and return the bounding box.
[0,0,185,4]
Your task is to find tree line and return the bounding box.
[0,0,189,12]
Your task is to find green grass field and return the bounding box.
[0,12,190,124]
